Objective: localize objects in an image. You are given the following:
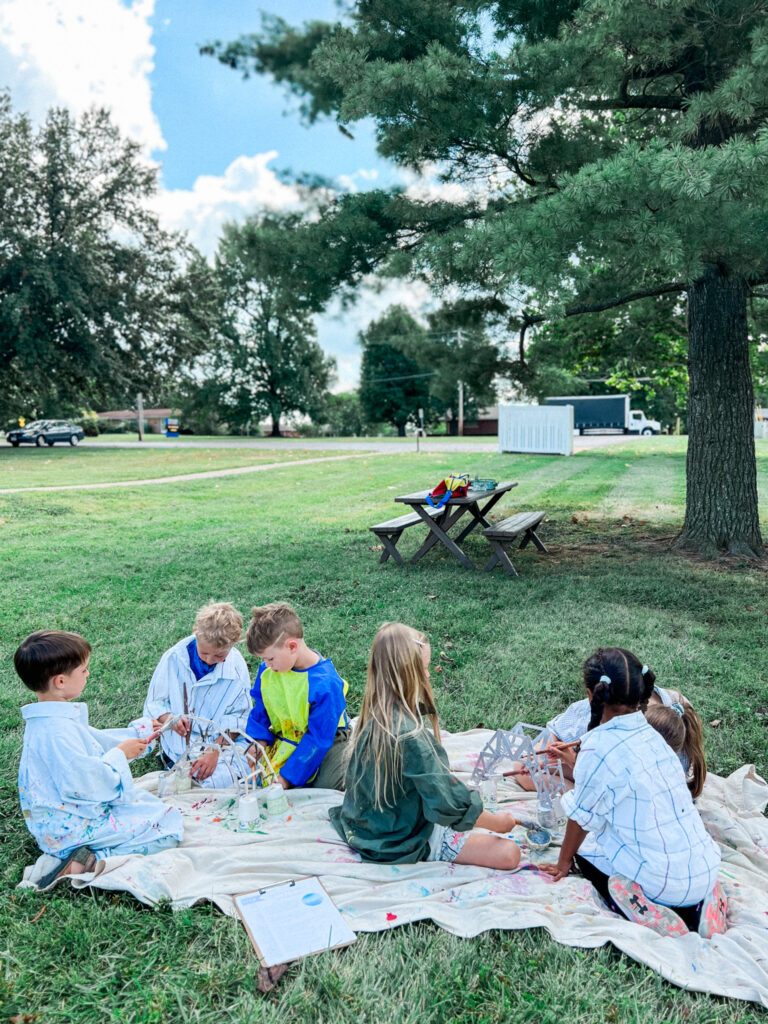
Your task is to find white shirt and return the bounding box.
[144,636,252,765]
[561,711,720,907]
[18,702,183,858]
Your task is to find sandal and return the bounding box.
[36,846,97,890]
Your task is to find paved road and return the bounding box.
[78,433,649,454]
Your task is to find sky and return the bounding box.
[0,0,433,389]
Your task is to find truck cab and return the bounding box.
[628,410,661,435]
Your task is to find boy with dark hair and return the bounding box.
[244,602,350,791]
[15,630,183,888]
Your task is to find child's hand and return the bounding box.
[172,716,191,737]
[539,857,573,882]
[546,741,580,777]
[191,749,219,780]
[489,812,517,833]
[117,737,149,761]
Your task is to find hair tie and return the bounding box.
[599,674,611,684]
[671,702,684,717]
[641,665,649,675]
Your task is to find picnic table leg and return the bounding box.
[378,532,405,564]
[455,491,508,543]
[518,527,549,553]
[409,506,463,562]
[484,539,518,577]
[409,505,475,569]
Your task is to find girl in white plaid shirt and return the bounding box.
[542,647,727,940]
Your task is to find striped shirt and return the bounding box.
[560,712,720,907]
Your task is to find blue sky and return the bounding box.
[0,0,433,389]
[149,0,395,192]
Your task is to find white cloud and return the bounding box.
[0,0,163,152]
[153,151,304,256]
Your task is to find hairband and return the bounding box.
[642,665,649,675]
[599,674,611,684]
[671,702,684,717]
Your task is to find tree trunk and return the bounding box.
[397,422,406,436]
[676,264,763,556]
[270,414,281,437]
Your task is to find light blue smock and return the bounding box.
[18,701,183,858]
[144,636,252,788]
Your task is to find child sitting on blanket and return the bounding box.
[331,622,521,868]
[144,602,252,788]
[243,602,350,791]
[15,630,183,888]
[518,659,696,790]
[541,647,726,939]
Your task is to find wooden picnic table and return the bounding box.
[393,480,518,569]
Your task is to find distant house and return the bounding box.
[97,408,178,433]
[462,406,499,436]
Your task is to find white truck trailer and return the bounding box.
[545,395,661,435]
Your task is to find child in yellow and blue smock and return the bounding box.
[243,602,349,791]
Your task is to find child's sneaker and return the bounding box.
[698,881,728,939]
[608,875,689,937]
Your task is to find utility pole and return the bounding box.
[137,392,144,442]
[457,329,464,436]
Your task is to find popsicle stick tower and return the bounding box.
[471,722,566,802]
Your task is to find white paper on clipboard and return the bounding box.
[233,877,356,967]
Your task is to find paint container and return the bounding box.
[481,775,500,812]
[526,827,552,851]
[157,771,176,799]
[238,792,264,831]
[264,783,291,821]
[174,762,193,794]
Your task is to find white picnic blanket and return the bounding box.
[20,728,768,1007]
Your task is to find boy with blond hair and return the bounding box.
[144,602,252,788]
[15,630,182,888]
[244,602,350,790]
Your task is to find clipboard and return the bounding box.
[233,876,357,968]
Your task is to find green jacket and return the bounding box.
[329,718,483,863]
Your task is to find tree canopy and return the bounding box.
[210,212,336,436]
[209,0,768,554]
[0,94,216,422]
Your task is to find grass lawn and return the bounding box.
[0,446,365,488]
[1,440,767,1023]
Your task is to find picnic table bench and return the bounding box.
[483,511,548,577]
[370,506,445,564]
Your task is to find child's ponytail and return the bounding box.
[645,702,707,798]
[583,648,653,730]
[681,704,707,798]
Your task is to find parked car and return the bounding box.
[6,420,85,447]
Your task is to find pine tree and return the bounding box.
[209,1,768,554]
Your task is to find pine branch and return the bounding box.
[520,282,686,328]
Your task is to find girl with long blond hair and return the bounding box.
[330,623,520,868]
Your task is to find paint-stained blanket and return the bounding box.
[20,729,768,1007]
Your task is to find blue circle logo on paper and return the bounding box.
[302,892,323,906]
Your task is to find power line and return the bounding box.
[360,370,438,384]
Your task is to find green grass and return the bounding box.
[0,446,368,488]
[1,442,767,1023]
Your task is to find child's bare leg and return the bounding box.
[454,833,521,870]
[514,771,537,792]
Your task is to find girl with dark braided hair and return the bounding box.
[541,647,727,939]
